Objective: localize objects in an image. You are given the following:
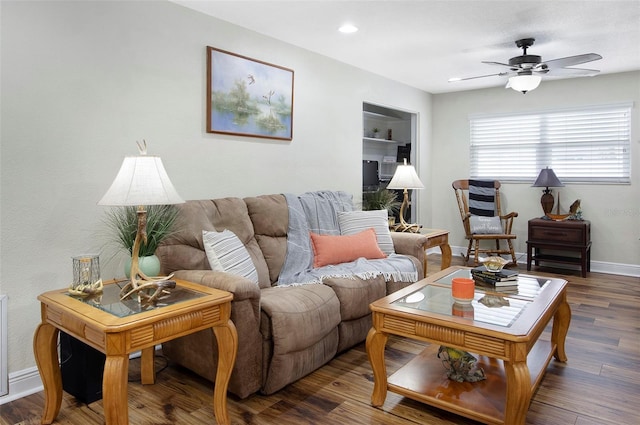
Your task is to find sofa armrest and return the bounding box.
[390,232,427,265]
[173,270,261,302]
[169,269,263,398]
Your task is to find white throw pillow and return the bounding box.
[338,209,395,255]
[202,230,259,284]
[469,216,503,234]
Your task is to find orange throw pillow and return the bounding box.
[310,228,386,268]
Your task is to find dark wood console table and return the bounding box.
[527,218,591,277]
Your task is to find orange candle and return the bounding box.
[452,277,475,303]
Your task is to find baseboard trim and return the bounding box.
[431,246,640,277]
[0,367,42,405]
[0,347,159,405]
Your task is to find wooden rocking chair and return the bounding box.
[452,179,518,266]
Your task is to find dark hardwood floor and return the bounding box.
[2,255,639,425]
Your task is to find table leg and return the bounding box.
[366,327,389,407]
[212,320,238,425]
[103,354,129,425]
[140,347,155,385]
[552,294,571,362]
[440,243,452,270]
[33,323,62,424]
[504,359,531,425]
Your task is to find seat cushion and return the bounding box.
[259,283,341,394]
[260,284,340,353]
[322,275,386,321]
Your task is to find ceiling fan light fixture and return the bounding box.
[508,74,542,94]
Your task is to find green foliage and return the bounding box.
[362,189,401,214]
[103,205,179,257]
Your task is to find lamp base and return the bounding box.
[119,278,176,306]
[540,192,554,215]
[118,207,176,304]
[392,222,422,233]
[393,189,421,233]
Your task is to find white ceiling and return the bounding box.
[172,0,640,94]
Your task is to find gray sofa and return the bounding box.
[156,193,428,398]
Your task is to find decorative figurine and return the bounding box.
[438,345,486,383]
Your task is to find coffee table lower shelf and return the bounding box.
[387,340,554,425]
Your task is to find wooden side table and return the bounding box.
[33,279,237,425]
[527,218,591,277]
[419,228,452,276]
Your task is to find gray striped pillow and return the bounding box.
[202,230,259,284]
[338,209,395,255]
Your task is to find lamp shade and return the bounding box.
[532,167,564,189]
[98,155,184,206]
[508,74,541,93]
[386,159,424,190]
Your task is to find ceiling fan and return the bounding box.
[449,38,603,94]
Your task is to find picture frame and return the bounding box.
[207,46,294,140]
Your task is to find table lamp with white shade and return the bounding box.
[98,141,184,302]
[386,159,424,232]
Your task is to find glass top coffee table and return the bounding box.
[366,266,571,425]
[34,279,237,425]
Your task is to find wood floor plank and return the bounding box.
[2,257,639,425]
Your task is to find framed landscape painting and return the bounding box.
[207,47,294,140]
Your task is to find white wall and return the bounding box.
[431,71,640,270]
[0,0,432,386]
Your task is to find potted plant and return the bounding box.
[103,204,180,277]
[362,188,401,225]
[372,128,380,138]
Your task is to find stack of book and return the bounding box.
[471,266,519,287]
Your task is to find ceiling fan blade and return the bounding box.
[544,67,601,77]
[449,72,510,82]
[542,53,603,69]
[481,61,516,69]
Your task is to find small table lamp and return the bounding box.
[386,159,424,232]
[532,167,564,215]
[98,141,184,302]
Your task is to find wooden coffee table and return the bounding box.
[366,266,570,425]
[33,279,237,425]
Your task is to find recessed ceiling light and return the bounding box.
[339,23,358,34]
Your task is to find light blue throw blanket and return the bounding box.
[278,191,418,286]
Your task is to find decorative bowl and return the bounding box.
[482,256,509,272]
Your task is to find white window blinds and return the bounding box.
[470,103,632,184]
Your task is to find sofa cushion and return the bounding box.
[244,194,289,286]
[203,229,259,284]
[310,228,386,268]
[323,275,386,321]
[260,284,340,355]
[157,199,271,288]
[338,209,395,255]
[259,283,340,393]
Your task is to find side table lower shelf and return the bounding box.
[387,341,554,425]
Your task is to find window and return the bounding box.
[469,103,632,184]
